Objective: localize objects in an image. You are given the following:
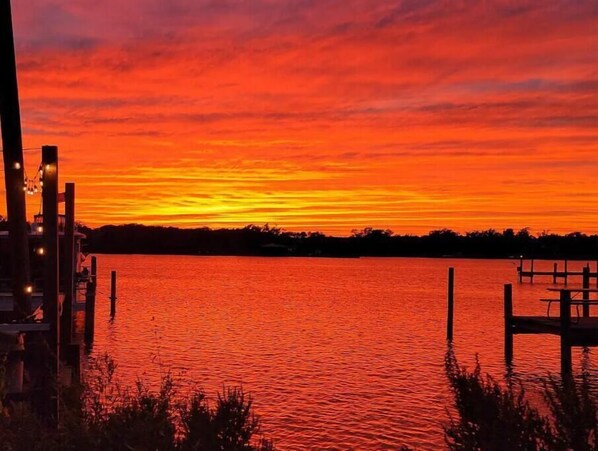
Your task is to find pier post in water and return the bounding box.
[553,262,558,284]
[583,265,590,317]
[518,255,523,283]
[560,289,572,377]
[110,270,117,318]
[447,267,454,340]
[564,259,568,285]
[530,258,534,283]
[84,256,97,345]
[504,284,513,365]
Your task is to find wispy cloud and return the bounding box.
[1,0,596,234]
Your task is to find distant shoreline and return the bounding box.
[76,224,598,260]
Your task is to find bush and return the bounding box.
[0,354,275,451]
[445,349,598,450]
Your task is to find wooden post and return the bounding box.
[519,256,523,283]
[564,259,568,285]
[530,258,534,283]
[60,183,75,348]
[110,270,117,318]
[553,262,558,284]
[42,144,59,422]
[84,256,97,345]
[0,0,32,320]
[504,284,513,365]
[447,267,454,340]
[596,260,598,288]
[582,265,590,318]
[560,289,572,377]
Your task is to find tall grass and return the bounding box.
[445,349,598,450]
[0,354,275,451]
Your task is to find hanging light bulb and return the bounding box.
[14,162,21,170]
[24,285,33,294]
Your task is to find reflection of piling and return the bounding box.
[504,284,513,365]
[583,265,590,317]
[560,290,572,376]
[110,271,117,318]
[84,256,97,345]
[446,267,454,340]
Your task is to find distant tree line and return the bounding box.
[73,224,598,259]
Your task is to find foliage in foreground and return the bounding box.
[445,350,598,450]
[0,354,274,451]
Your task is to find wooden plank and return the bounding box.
[0,323,50,333]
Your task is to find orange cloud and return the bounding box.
[1,0,596,235]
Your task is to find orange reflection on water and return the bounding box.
[88,255,597,449]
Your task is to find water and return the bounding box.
[86,256,597,449]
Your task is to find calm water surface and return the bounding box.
[86,256,597,450]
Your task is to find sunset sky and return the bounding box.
[2,0,597,235]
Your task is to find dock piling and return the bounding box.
[553,262,558,284]
[564,259,568,285]
[530,258,535,283]
[519,255,523,283]
[84,256,97,346]
[560,289,572,376]
[60,183,75,349]
[583,265,590,317]
[41,145,60,423]
[504,284,513,365]
[447,267,454,340]
[110,270,117,318]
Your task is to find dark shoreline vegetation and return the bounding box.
[0,354,275,451]
[74,224,598,259]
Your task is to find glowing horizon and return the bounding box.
[1,1,597,235]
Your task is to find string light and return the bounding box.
[22,160,44,196]
[13,162,21,170]
[24,285,33,294]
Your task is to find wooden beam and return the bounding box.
[60,183,75,346]
[42,144,59,422]
[0,0,31,320]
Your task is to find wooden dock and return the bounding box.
[517,256,598,285]
[505,285,598,375]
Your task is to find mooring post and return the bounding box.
[84,256,97,346]
[110,270,117,318]
[519,255,523,283]
[560,289,572,377]
[583,265,590,317]
[447,267,454,340]
[504,284,513,365]
[41,144,59,423]
[564,259,568,285]
[553,262,558,284]
[530,258,535,283]
[60,183,75,350]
